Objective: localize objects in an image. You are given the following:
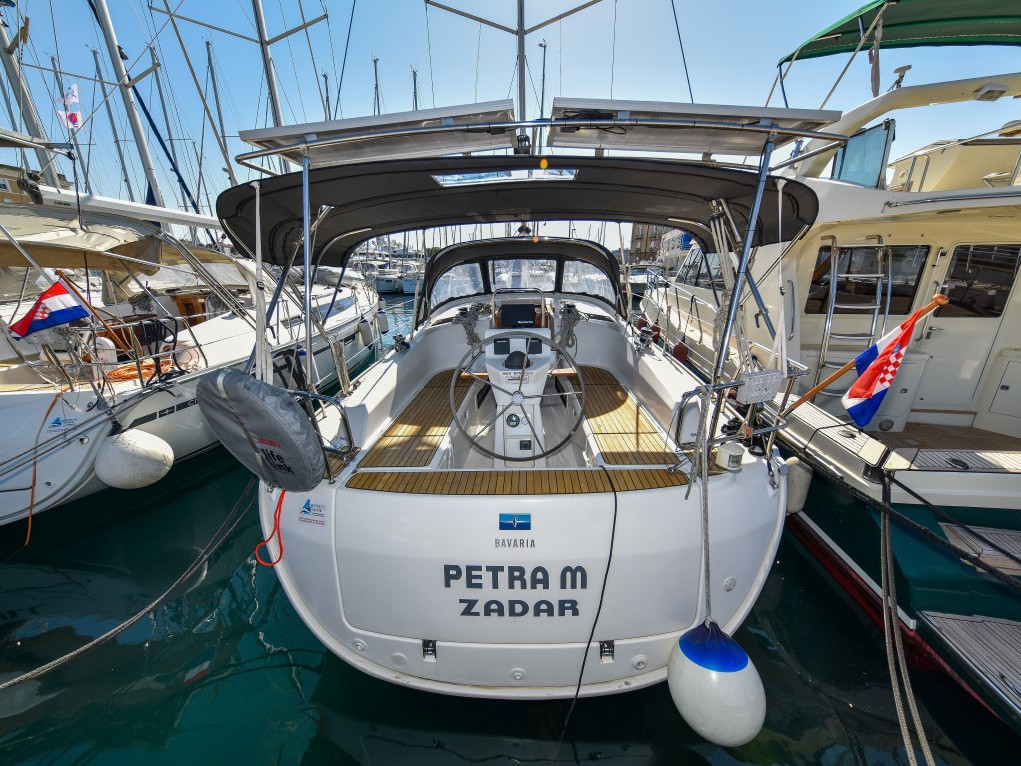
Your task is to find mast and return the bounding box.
[536,39,547,148]
[0,70,29,172]
[93,49,135,201]
[92,0,165,207]
[538,40,548,117]
[151,1,325,176]
[251,0,285,128]
[423,0,605,154]
[0,18,59,186]
[411,67,419,111]
[205,41,230,168]
[151,47,185,211]
[516,0,526,128]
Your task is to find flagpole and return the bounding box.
[781,294,949,417]
[54,270,133,354]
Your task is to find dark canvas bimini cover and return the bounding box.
[216,155,819,269]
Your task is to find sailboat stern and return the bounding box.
[260,459,786,699]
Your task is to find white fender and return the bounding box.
[667,621,766,747]
[358,318,375,345]
[784,456,813,515]
[94,429,174,489]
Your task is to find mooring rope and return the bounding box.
[0,475,258,693]
[557,302,582,351]
[453,302,491,347]
[880,479,936,766]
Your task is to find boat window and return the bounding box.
[562,260,614,302]
[489,259,556,292]
[935,244,1021,318]
[429,262,484,308]
[432,168,577,187]
[674,246,725,290]
[831,119,895,189]
[805,245,929,315]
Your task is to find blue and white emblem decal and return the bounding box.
[499,513,530,531]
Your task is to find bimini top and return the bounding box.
[216,155,820,269]
[779,0,1021,65]
[418,236,625,324]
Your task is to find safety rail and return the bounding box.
[286,388,355,484]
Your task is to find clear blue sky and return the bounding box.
[1,0,1018,229]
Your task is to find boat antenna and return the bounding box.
[372,56,381,115]
[411,65,419,110]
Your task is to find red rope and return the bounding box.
[255,490,286,566]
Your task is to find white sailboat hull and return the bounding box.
[0,296,378,525]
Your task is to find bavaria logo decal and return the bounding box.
[499,513,531,531]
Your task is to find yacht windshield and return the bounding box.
[429,262,485,308]
[563,260,615,302]
[490,259,556,292]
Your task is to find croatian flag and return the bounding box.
[9,280,90,339]
[840,307,925,428]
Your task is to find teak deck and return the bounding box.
[347,468,686,493]
[348,367,684,494]
[356,373,470,468]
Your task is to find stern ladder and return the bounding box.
[813,235,893,396]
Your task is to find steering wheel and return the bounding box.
[450,330,586,462]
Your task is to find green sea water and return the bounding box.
[1,294,1016,764]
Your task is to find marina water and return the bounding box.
[0,293,1015,765]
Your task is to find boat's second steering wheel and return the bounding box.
[450,330,586,461]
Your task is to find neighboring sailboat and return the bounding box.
[0,190,381,526]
